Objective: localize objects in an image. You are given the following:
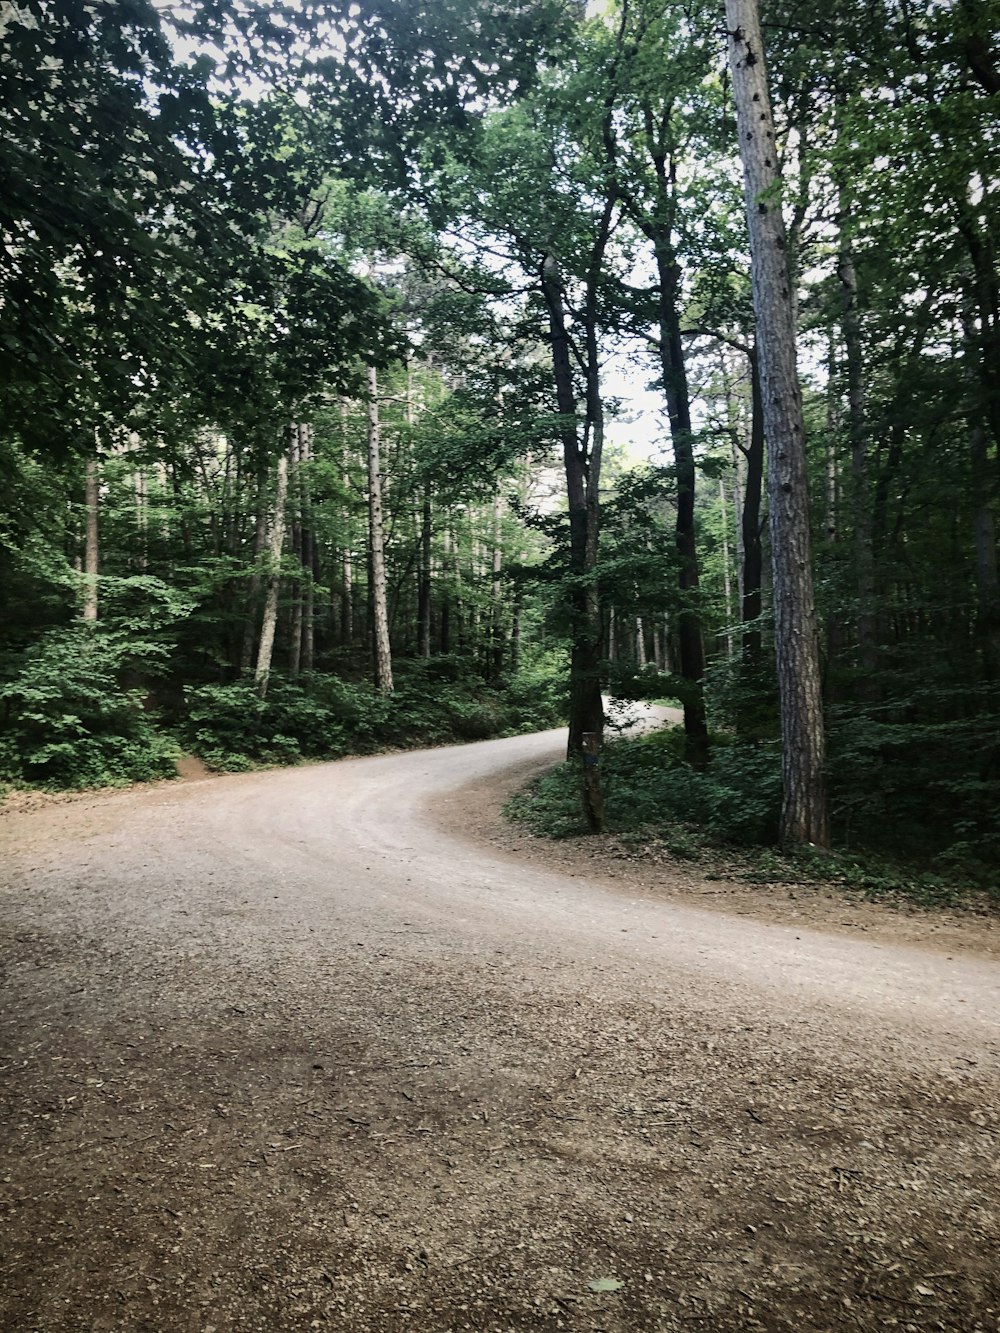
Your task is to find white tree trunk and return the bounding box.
[367,366,394,694]
[254,439,290,698]
[82,453,99,622]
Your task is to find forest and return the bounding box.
[2,0,998,893]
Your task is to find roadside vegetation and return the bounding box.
[506,718,1000,906]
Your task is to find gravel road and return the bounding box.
[1,725,998,1332]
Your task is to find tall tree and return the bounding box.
[366,366,394,695]
[726,0,830,847]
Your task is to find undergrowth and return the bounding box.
[0,641,567,788]
[504,725,999,909]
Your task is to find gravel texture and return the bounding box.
[1,724,998,1332]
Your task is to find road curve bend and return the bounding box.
[1,727,998,1332]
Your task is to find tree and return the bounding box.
[726,0,830,847]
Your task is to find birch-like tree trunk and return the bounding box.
[726,0,830,847]
[82,453,99,622]
[366,365,393,694]
[339,403,355,649]
[241,464,270,674]
[719,478,735,659]
[288,424,304,678]
[300,424,316,674]
[418,481,433,658]
[254,439,290,699]
[490,490,504,680]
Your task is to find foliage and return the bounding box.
[506,725,783,845]
[0,625,179,788]
[506,717,1000,896]
[179,656,567,773]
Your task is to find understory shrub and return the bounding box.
[505,727,782,846]
[0,625,178,787]
[179,656,567,772]
[507,699,1000,896]
[826,683,1000,882]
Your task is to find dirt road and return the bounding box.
[1,727,998,1332]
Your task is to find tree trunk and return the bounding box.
[288,424,304,679]
[635,617,647,667]
[254,439,290,699]
[366,365,394,695]
[972,425,1000,681]
[82,453,99,622]
[719,477,735,659]
[418,481,433,659]
[727,0,830,848]
[652,241,710,767]
[241,463,269,674]
[541,252,605,830]
[741,346,765,668]
[836,185,877,683]
[300,424,316,673]
[490,490,505,681]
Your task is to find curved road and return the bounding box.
[1,727,998,1332]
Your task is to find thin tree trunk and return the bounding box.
[338,403,355,649]
[418,481,432,659]
[241,463,269,674]
[510,588,522,672]
[741,347,765,668]
[490,490,504,680]
[727,0,830,847]
[82,453,99,622]
[440,524,452,654]
[366,366,393,694]
[837,193,877,682]
[301,424,316,674]
[288,425,304,679]
[131,433,147,573]
[719,478,735,659]
[541,255,605,763]
[652,241,710,766]
[635,617,647,667]
[254,440,290,699]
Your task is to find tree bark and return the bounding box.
[836,166,877,683]
[727,0,830,848]
[652,239,710,767]
[540,255,605,776]
[254,439,290,699]
[490,490,505,680]
[288,424,304,679]
[241,463,269,674]
[82,453,99,622]
[418,480,433,659]
[719,477,735,659]
[301,424,316,675]
[366,365,394,695]
[741,348,766,667]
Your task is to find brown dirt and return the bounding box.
[1,728,998,1332]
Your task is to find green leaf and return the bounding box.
[587,1278,624,1293]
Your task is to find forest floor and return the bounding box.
[1,725,998,1332]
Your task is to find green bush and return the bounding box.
[501,648,569,734]
[182,679,347,767]
[505,726,782,847]
[0,625,178,788]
